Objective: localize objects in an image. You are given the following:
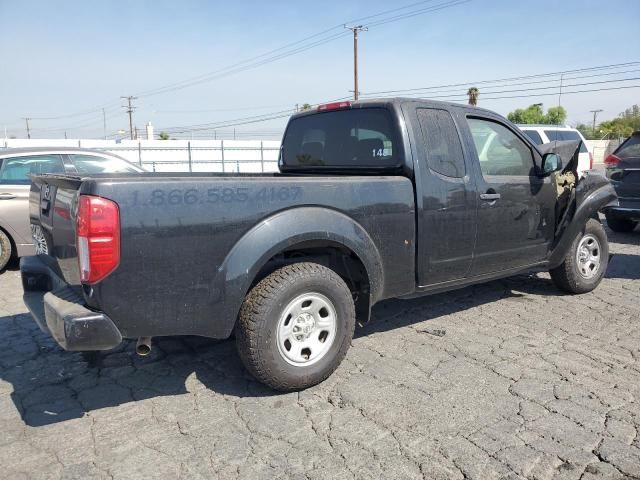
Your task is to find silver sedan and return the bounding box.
[0,147,144,271]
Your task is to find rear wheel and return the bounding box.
[605,213,636,233]
[0,229,12,271]
[236,262,355,391]
[550,219,609,294]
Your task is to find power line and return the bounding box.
[479,84,640,101]
[366,0,470,27]
[369,76,640,100]
[360,61,640,96]
[134,0,464,99]
[362,67,640,98]
[157,83,640,135]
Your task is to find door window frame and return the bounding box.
[464,114,540,181]
[0,153,69,185]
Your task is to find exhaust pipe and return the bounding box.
[136,337,152,356]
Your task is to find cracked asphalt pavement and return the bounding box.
[1,224,639,480]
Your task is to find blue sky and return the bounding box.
[1,0,639,138]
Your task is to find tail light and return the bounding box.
[76,195,120,284]
[589,152,594,170]
[317,101,352,112]
[604,154,621,167]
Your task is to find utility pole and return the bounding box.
[121,96,137,140]
[590,109,603,134]
[345,25,367,101]
[23,118,31,139]
[102,108,107,140]
[558,74,564,108]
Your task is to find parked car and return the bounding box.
[0,147,143,270]
[518,125,593,176]
[22,99,617,391]
[603,131,640,232]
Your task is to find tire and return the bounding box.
[605,213,636,233]
[550,218,609,294]
[0,229,12,272]
[236,262,355,391]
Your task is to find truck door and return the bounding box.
[408,106,478,286]
[461,115,556,275]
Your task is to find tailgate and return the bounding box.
[30,174,84,285]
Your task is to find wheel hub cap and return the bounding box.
[276,292,338,367]
[292,313,316,341]
[576,234,601,279]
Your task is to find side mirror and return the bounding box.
[541,153,562,175]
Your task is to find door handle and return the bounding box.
[0,193,16,200]
[480,193,501,201]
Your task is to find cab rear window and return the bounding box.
[280,108,400,170]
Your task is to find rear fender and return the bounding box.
[214,207,384,337]
[548,173,618,268]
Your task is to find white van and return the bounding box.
[518,125,593,176]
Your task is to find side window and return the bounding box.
[417,108,465,178]
[467,118,534,176]
[0,154,65,184]
[69,154,140,173]
[523,130,543,145]
[544,130,588,153]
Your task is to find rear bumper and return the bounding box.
[606,207,640,221]
[20,256,122,351]
[606,197,640,220]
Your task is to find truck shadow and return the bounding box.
[0,254,634,428]
[355,273,564,338]
[0,272,567,428]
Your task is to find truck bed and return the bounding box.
[30,173,416,339]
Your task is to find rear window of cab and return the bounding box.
[280,108,401,170]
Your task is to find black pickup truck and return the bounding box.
[21,99,617,391]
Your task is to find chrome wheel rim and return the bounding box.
[31,225,48,255]
[576,234,600,279]
[276,292,337,367]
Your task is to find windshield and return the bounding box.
[280,108,400,170]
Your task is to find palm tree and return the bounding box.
[467,87,479,106]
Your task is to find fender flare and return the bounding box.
[548,180,617,268]
[214,206,384,337]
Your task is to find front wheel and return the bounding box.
[550,218,609,294]
[236,262,355,391]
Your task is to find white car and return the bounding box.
[518,125,593,176]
